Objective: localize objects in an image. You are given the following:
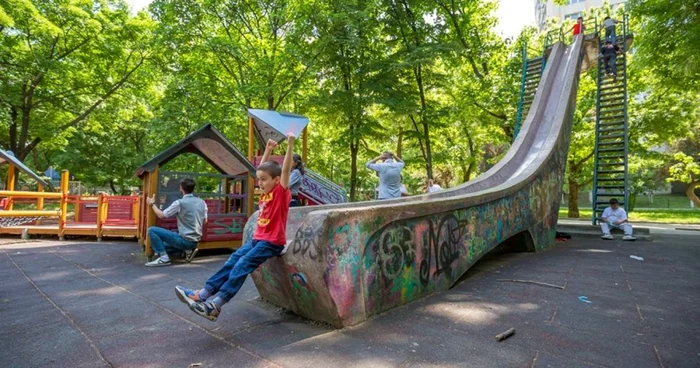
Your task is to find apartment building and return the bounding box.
[535,0,628,30]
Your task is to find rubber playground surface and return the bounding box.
[1,231,699,368]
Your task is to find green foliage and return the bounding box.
[628,0,700,91]
[0,0,156,164]
[2,0,696,205]
[668,153,700,184]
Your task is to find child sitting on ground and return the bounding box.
[174,134,295,321]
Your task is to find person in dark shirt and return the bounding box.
[601,41,620,78]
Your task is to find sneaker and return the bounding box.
[190,301,220,321]
[145,257,171,267]
[601,234,614,240]
[175,285,202,307]
[622,235,636,241]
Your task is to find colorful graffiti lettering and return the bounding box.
[213,216,246,234]
[302,177,344,204]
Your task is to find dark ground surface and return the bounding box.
[1,231,699,368]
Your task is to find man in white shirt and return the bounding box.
[366,151,405,200]
[426,179,442,193]
[600,198,635,241]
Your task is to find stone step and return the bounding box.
[556,223,651,241]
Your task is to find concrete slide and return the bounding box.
[247,38,587,328]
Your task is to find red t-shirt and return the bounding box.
[573,23,582,35]
[253,184,291,246]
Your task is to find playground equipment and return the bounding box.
[135,124,256,256]
[591,14,631,223]
[246,33,602,327]
[247,109,347,205]
[0,150,140,239]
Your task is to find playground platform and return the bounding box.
[1,231,698,367]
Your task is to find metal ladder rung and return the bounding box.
[597,170,625,174]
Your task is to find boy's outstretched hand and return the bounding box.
[287,132,296,140]
[266,139,278,150]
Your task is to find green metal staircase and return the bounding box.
[592,15,630,223]
[514,45,546,139]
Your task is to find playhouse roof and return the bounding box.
[248,109,310,146]
[134,124,256,178]
[0,150,49,186]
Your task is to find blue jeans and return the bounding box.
[147,226,197,256]
[204,239,282,303]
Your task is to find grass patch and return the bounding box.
[559,208,700,224]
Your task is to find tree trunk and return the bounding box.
[109,179,118,195]
[567,177,580,218]
[349,137,359,202]
[414,64,432,179]
[686,180,700,208]
[396,127,403,158]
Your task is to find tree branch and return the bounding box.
[58,53,147,131]
[473,100,507,121]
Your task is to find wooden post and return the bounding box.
[59,170,69,240]
[302,127,308,163]
[247,117,255,217]
[224,177,231,213]
[96,193,104,240]
[145,167,159,256]
[35,184,44,225]
[138,174,148,245]
[6,164,15,210]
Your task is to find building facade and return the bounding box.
[535,0,628,30]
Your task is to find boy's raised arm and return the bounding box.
[260,139,277,164]
[280,134,296,189]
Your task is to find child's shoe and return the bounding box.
[601,234,614,240]
[190,301,220,321]
[145,256,171,267]
[622,235,636,241]
[175,286,203,307]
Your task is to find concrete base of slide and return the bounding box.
[247,37,594,328]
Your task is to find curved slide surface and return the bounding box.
[247,38,586,327]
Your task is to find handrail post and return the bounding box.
[6,164,16,210]
[97,193,104,241]
[59,170,69,240]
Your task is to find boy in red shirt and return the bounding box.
[571,16,584,36]
[174,134,295,321]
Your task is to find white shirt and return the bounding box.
[427,184,442,193]
[366,159,405,199]
[601,206,627,223]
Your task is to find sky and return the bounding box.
[124,0,534,40]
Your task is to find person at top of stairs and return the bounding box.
[600,198,636,241]
[601,41,621,79]
[571,16,584,36]
[601,16,620,44]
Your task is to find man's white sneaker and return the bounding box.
[601,234,614,240]
[622,235,636,241]
[145,257,171,267]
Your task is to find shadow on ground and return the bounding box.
[1,232,699,367]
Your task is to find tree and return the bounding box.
[564,68,597,218]
[150,0,323,112]
[0,0,155,161]
[308,0,386,201]
[627,0,700,92]
[668,153,700,207]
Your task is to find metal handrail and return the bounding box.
[304,168,348,202]
[514,43,529,140]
